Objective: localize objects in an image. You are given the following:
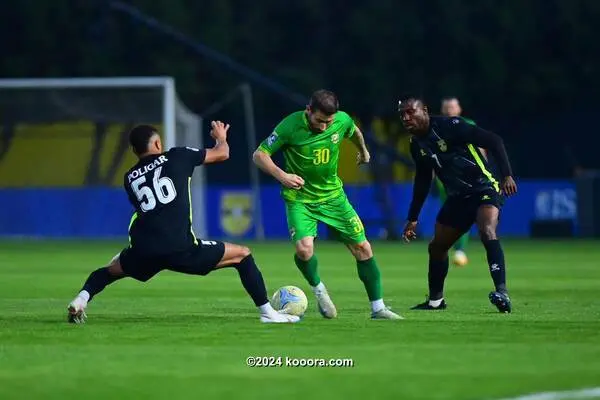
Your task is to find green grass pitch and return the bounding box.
[0,239,599,400]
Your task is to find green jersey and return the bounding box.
[258,110,356,203]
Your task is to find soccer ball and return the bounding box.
[271,286,308,317]
[452,250,469,267]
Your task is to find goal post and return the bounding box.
[0,76,207,238]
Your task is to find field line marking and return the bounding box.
[492,387,600,400]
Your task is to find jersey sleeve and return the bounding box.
[449,118,513,178]
[169,147,207,169]
[339,112,357,138]
[407,139,433,222]
[257,116,293,155]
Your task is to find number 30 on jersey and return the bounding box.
[131,166,177,211]
[313,148,331,165]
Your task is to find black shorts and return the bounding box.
[119,240,226,282]
[436,190,504,233]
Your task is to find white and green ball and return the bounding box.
[271,286,308,317]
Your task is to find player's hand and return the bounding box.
[402,221,418,243]
[356,149,371,165]
[280,173,305,190]
[501,176,517,197]
[210,120,230,142]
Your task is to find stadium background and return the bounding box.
[2,3,600,400]
[0,0,598,240]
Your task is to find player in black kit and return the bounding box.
[398,97,517,313]
[67,122,299,324]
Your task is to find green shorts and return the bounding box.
[285,194,367,244]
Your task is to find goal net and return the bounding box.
[0,77,206,238]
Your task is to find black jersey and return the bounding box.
[407,116,513,221]
[410,116,501,197]
[124,147,206,255]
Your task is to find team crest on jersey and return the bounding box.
[267,132,278,146]
[437,139,447,152]
[220,192,253,236]
[420,149,426,156]
[331,132,340,144]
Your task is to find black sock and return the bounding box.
[235,255,269,307]
[81,267,121,302]
[482,239,507,293]
[428,257,449,300]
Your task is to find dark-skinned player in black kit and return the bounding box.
[398,97,517,313]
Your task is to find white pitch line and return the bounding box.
[492,387,600,400]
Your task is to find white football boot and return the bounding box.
[371,307,404,320]
[313,284,338,319]
[260,311,300,323]
[67,296,88,324]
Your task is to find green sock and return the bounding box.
[294,254,320,287]
[356,257,382,301]
[454,233,469,252]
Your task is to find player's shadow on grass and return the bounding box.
[0,313,251,325]
[96,313,247,323]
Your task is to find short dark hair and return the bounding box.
[398,95,425,111]
[129,124,158,155]
[309,89,339,115]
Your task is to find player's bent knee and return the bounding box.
[230,245,251,263]
[350,241,373,260]
[295,236,314,260]
[107,257,126,277]
[295,242,314,261]
[218,243,253,267]
[239,246,251,259]
[296,247,313,261]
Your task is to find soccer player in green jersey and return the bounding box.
[437,97,484,267]
[253,89,402,320]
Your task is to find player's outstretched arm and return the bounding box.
[252,149,304,190]
[349,125,371,164]
[455,122,517,196]
[204,121,230,164]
